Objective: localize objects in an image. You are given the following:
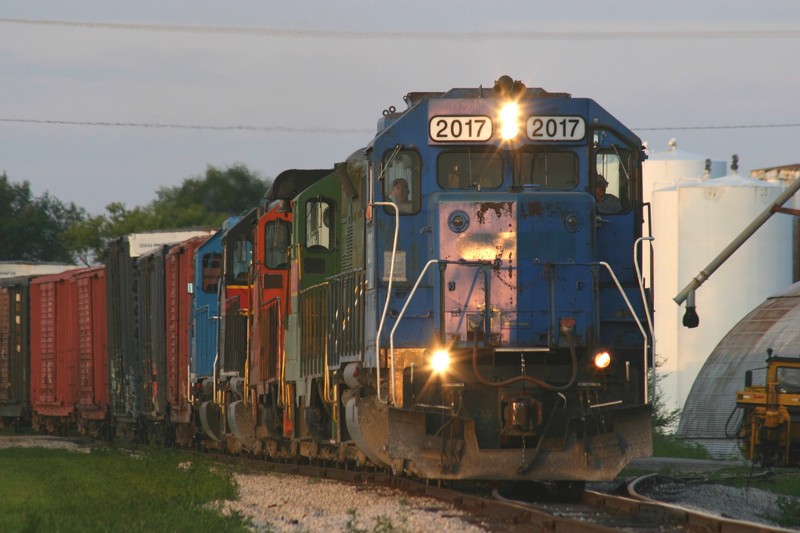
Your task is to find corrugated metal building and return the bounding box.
[676,281,800,458]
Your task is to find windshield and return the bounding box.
[514,150,579,189]
[437,150,503,190]
[777,366,800,393]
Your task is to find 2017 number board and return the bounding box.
[526,116,585,141]
[428,115,586,142]
[429,116,493,142]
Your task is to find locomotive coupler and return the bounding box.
[501,394,543,436]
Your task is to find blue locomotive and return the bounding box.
[279,76,653,480]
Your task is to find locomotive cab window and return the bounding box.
[382,149,421,214]
[306,199,334,251]
[595,149,633,214]
[201,252,222,293]
[437,149,503,190]
[514,151,578,189]
[264,220,291,269]
[230,238,252,284]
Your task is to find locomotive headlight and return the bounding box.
[593,350,612,370]
[430,349,451,374]
[499,102,520,140]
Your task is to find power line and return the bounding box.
[1,17,798,40]
[633,123,800,131]
[2,117,799,133]
[0,118,372,135]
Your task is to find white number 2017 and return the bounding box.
[429,116,493,142]
[526,116,585,141]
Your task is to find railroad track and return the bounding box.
[4,436,789,531]
[212,453,793,532]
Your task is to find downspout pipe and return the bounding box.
[674,177,800,327]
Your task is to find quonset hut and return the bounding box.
[677,282,800,457]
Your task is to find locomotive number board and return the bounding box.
[428,115,586,143]
[526,116,585,141]
[428,116,493,142]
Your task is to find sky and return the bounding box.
[1,1,798,215]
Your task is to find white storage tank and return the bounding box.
[643,141,793,418]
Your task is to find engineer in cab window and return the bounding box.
[595,174,622,214]
[390,178,412,213]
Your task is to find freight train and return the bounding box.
[0,76,653,482]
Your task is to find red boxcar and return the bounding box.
[30,269,79,434]
[165,235,208,446]
[74,266,108,437]
[30,266,108,435]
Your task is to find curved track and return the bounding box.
[212,452,792,532]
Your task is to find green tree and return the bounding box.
[68,165,269,261]
[0,173,83,264]
[152,164,268,228]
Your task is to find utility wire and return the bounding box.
[0,118,372,135]
[1,117,798,134]
[634,123,800,131]
[1,17,798,40]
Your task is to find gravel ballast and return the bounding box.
[214,472,490,532]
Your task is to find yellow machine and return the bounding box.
[736,352,800,466]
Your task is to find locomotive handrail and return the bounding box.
[373,200,400,404]
[597,261,648,340]
[634,236,655,405]
[388,258,492,406]
[598,260,651,402]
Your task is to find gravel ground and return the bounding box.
[643,480,793,528]
[213,472,490,533]
[3,437,796,531]
[620,457,800,530]
[0,435,91,452]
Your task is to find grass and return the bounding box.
[645,428,800,529]
[651,431,711,459]
[0,445,250,532]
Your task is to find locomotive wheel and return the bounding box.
[262,402,282,438]
[304,404,328,445]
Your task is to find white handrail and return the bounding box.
[633,237,655,404]
[388,259,440,405]
[373,201,400,404]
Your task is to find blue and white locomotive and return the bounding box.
[286,76,653,481]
